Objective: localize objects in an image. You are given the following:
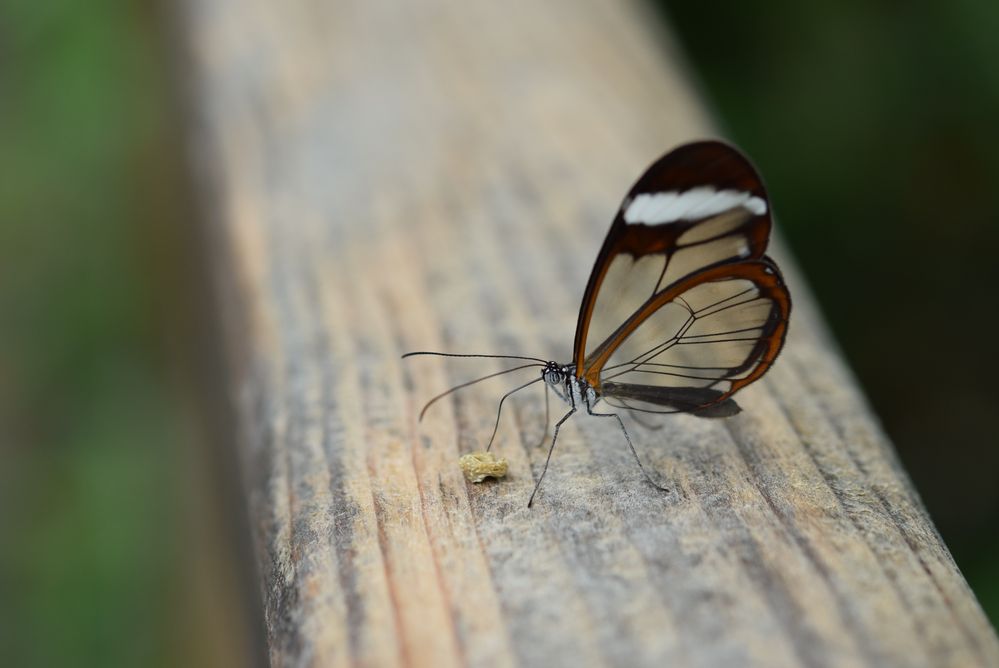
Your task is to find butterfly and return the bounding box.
[404,140,791,506]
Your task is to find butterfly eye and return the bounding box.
[543,365,563,385]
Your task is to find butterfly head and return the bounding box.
[542,361,572,387]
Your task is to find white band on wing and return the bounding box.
[624,187,767,224]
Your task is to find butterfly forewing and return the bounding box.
[574,141,790,413]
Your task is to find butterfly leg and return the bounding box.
[586,400,669,493]
[485,377,544,452]
[528,403,577,508]
[536,382,551,447]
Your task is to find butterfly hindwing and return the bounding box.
[594,258,789,413]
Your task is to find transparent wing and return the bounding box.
[594,258,790,414]
[574,141,774,376]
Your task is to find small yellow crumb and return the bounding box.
[459,451,508,483]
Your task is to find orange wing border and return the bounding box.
[581,258,790,406]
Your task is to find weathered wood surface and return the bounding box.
[176,0,999,666]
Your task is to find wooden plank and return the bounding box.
[174,0,999,665]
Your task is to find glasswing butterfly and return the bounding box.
[405,140,791,506]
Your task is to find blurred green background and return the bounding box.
[1,0,252,665]
[1,0,995,664]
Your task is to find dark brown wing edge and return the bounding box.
[573,140,773,374]
[583,257,791,411]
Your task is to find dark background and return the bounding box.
[2,0,996,664]
[660,0,999,623]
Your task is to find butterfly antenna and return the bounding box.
[416,363,543,421]
[402,351,548,364]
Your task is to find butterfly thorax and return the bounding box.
[542,361,597,407]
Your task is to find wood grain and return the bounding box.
[174,0,999,665]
